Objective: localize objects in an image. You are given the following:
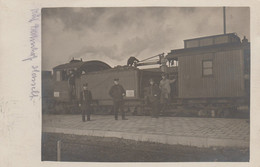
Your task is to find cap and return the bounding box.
[114,78,119,81]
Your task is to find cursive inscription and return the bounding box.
[23,9,41,102]
[23,9,40,62]
[30,65,40,100]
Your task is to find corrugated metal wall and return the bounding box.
[178,49,244,98]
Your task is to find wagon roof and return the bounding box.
[166,42,245,60]
[53,60,111,70]
[183,33,239,42]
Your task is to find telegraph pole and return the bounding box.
[223,7,226,34]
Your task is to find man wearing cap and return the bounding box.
[145,78,161,118]
[109,78,127,120]
[159,73,176,113]
[79,83,92,122]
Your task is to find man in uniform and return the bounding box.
[159,73,176,113]
[79,83,92,122]
[145,78,161,118]
[109,78,127,120]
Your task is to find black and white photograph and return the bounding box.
[40,7,251,162]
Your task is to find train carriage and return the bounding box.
[166,33,250,117]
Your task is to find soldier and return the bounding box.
[145,78,161,118]
[159,73,176,113]
[109,78,127,120]
[79,83,92,122]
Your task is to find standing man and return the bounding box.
[68,71,76,100]
[145,78,161,118]
[159,73,176,113]
[109,78,127,120]
[79,83,92,122]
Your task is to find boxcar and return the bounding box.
[166,33,250,116]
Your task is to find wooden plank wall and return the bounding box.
[178,49,244,98]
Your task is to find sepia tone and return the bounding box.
[42,7,250,162]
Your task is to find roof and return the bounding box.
[166,42,245,60]
[53,61,85,70]
[53,60,111,70]
[184,33,239,42]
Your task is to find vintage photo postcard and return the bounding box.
[1,0,260,167]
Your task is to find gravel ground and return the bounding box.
[42,133,249,162]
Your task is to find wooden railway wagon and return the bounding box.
[166,33,250,117]
[51,59,111,113]
[75,66,162,114]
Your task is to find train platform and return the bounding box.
[42,114,249,148]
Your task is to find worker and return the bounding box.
[145,78,161,118]
[68,70,76,100]
[159,73,176,113]
[109,78,127,120]
[127,56,139,66]
[79,83,92,122]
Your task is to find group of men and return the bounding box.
[79,73,176,122]
[145,73,176,118]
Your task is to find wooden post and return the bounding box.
[57,140,61,161]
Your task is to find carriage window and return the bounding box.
[56,71,61,81]
[202,60,213,76]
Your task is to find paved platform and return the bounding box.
[42,114,249,148]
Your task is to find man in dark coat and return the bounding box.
[127,56,139,66]
[109,78,127,120]
[145,78,161,118]
[68,71,76,100]
[79,83,92,122]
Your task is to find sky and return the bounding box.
[42,7,250,71]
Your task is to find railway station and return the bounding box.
[41,7,250,162]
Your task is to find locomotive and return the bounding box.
[43,33,250,117]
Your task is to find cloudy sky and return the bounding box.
[42,7,249,71]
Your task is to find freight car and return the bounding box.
[165,33,250,117]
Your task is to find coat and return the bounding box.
[79,90,92,108]
[109,84,126,102]
[159,78,176,99]
[145,84,161,104]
